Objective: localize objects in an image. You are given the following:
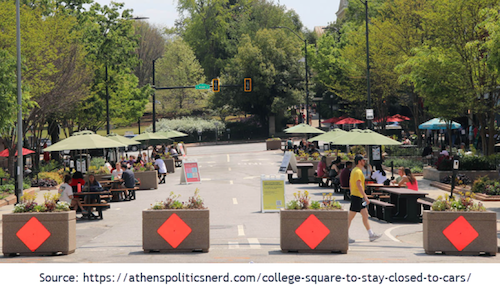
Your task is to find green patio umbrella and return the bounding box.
[157,130,188,139]
[132,132,171,142]
[330,129,402,146]
[284,124,325,134]
[43,131,126,152]
[106,133,141,146]
[307,128,346,142]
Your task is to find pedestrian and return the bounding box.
[348,154,382,243]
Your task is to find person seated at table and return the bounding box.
[85,174,103,192]
[135,156,144,167]
[111,162,123,180]
[439,145,449,157]
[340,161,353,188]
[398,168,418,190]
[308,143,320,155]
[70,171,85,192]
[329,157,342,192]
[142,152,149,163]
[127,155,136,167]
[361,161,372,180]
[59,174,85,212]
[169,145,179,160]
[154,155,168,179]
[371,163,390,185]
[316,156,329,187]
[391,167,405,184]
[120,163,136,200]
[299,139,307,150]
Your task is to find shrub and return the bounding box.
[386,158,423,173]
[150,189,205,210]
[285,191,342,210]
[471,176,491,194]
[90,157,106,168]
[38,160,61,172]
[441,174,472,186]
[37,172,63,184]
[431,193,486,212]
[13,191,69,213]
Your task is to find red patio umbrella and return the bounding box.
[335,117,364,125]
[392,114,410,121]
[0,148,35,157]
[321,116,346,124]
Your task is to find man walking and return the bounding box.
[348,155,382,243]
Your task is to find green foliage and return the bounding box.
[13,191,69,213]
[0,167,9,179]
[90,157,106,168]
[150,189,205,209]
[38,160,61,172]
[310,201,321,210]
[459,156,496,171]
[148,117,225,134]
[0,50,18,131]
[155,37,206,116]
[386,158,423,174]
[350,145,366,155]
[286,191,342,210]
[431,194,486,212]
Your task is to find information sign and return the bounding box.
[180,160,201,184]
[260,175,286,213]
[278,151,297,174]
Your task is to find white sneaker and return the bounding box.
[369,233,382,242]
[348,238,356,243]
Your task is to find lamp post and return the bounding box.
[16,0,23,203]
[271,26,309,125]
[152,58,158,132]
[358,0,372,129]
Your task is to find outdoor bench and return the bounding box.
[417,197,435,211]
[80,202,109,220]
[368,199,395,222]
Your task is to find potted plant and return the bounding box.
[266,137,282,150]
[143,189,209,253]
[133,162,158,190]
[281,191,348,253]
[423,193,496,256]
[2,191,76,257]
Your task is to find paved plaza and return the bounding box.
[0,142,499,263]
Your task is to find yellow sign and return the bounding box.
[261,177,285,212]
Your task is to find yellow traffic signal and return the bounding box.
[244,78,252,92]
[212,78,220,92]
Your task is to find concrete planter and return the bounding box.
[423,211,497,256]
[142,209,209,253]
[163,158,175,173]
[2,211,76,257]
[266,140,282,150]
[423,167,498,182]
[134,170,158,190]
[280,209,348,253]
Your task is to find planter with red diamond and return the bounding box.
[280,209,348,253]
[143,209,209,253]
[423,211,497,256]
[2,211,76,257]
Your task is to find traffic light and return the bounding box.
[244,78,252,92]
[212,78,220,92]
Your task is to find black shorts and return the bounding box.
[349,195,367,212]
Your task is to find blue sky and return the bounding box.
[93,0,341,30]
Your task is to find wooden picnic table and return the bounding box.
[378,187,428,223]
[295,163,314,184]
[73,191,112,220]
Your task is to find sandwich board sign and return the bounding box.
[180,160,201,184]
[278,151,297,174]
[260,175,286,213]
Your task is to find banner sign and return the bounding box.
[260,175,286,213]
[278,151,297,174]
[180,160,201,184]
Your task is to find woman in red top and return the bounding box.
[398,168,418,191]
[316,156,329,187]
[69,171,85,192]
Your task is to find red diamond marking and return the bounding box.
[443,216,479,251]
[16,217,51,252]
[295,214,330,249]
[157,213,192,248]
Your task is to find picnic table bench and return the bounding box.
[368,199,395,222]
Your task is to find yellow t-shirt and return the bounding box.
[349,166,365,198]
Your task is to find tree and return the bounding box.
[73,2,151,131]
[221,29,303,133]
[155,37,206,116]
[0,50,18,131]
[133,21,165,87]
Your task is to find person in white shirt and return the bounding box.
[58,174,84,212]
[371,164,390,185]
[440,145,449,156]
[112,162,123,180]
[154,156,167,174]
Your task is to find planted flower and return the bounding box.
[286,191,342,210]
[12,191,69,213]
[149,189,205,210]
[431,193,486,212]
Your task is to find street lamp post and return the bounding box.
[152,58,157,132]
[271,26,309,125]
[15,0,23,203]
[358,0,372,129]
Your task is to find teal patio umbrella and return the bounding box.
[418,118,461,130]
